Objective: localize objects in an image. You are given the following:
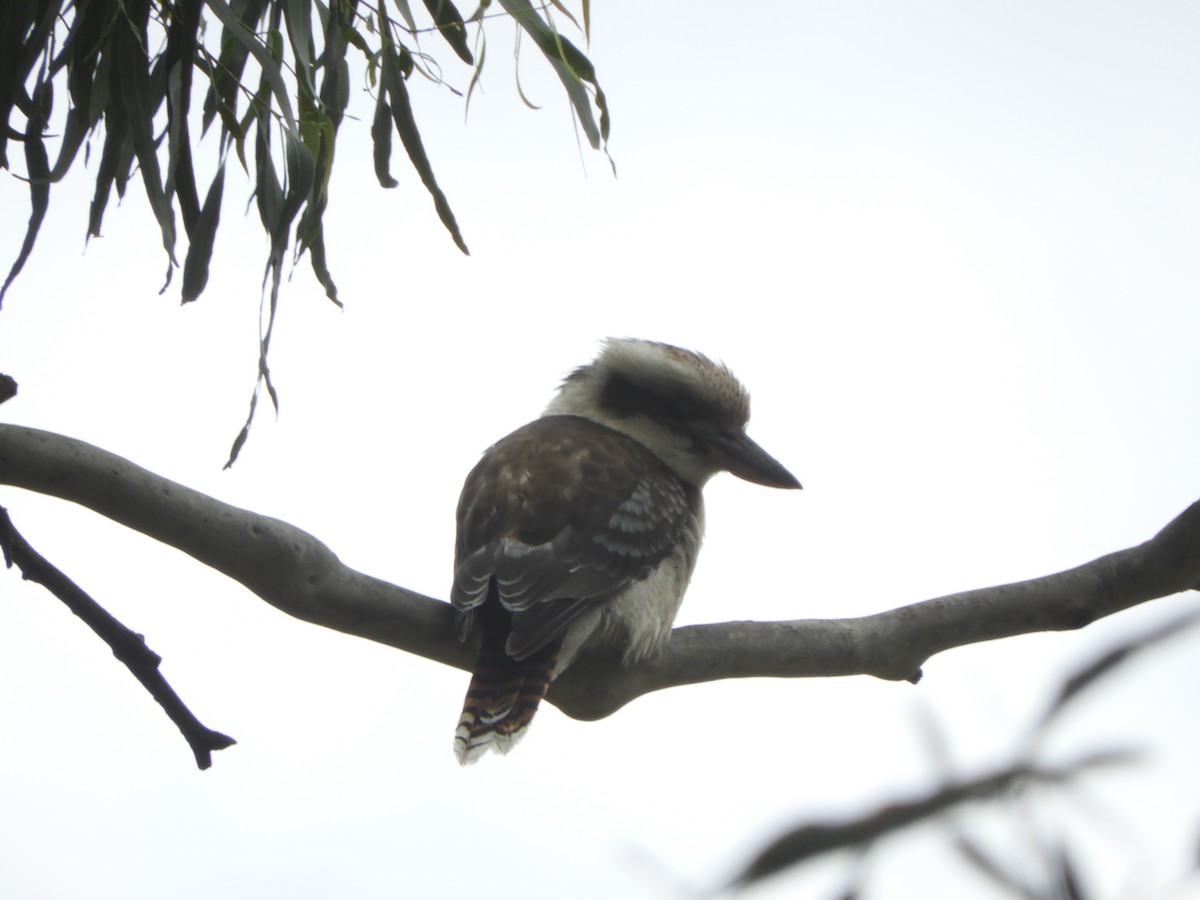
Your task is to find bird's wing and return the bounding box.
[452,416,694,659]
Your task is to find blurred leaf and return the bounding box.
[303,221,341,307]
[196,53,236,140]
[727,751,1135,890]
[512,30,542,111]
[283,0,318,96]
[421,0,473,64]
[113,4,178,282]
[1,85,50,307]
[164,0,203,233]
[87,41,112,127]
[224,389,258,470]
[112,123,137,202]
[167,59,201,233]
[181,163,226,304]
[545,0,581,34]
[50,107,89,181]
[497,0,607,149]
[1051,840,1089,900]
[954,835,1045,900]
[464,28,486,115]
[392,0,419,34]
[344,23,373,57]
[289,0,350,309]
[254,113,283,259]
[280,130,316,253]
[0,1,58,169]
[4,0,610,450]
[295,113,338,303]
[464,0,492,24]
[87,103,127,239]
[201,0,269,135]
[911,699,955,781]
[228,10,318,466]
[318,13,352,128]
[227,95,287,468]
[379,0,469,254]
[1036,608,1200,734]
[297,81,333,195]
[206,0,301,136]
[371,90,399,187]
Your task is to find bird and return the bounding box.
[450,338,801,763]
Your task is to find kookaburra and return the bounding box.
[451,338,800,763]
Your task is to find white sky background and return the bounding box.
[2,1,1200,897]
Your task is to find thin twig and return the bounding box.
[0,506,235,769]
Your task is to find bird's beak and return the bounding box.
[708,430,802,490]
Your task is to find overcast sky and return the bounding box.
[3,2,1200,898]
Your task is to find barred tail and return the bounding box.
[454,638,560,765]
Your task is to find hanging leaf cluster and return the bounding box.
[0,0,607,462]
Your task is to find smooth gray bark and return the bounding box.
[2,423,1197,721]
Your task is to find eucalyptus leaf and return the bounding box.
[181,163,227,304]
[0,97,50,306]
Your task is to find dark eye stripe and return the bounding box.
[599,372,716,424]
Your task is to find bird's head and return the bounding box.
[543,338,801,490]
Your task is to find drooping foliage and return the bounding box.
[0,0,607,462]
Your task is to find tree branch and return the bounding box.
[0,505,235,768]
[726,748,1136,890]
[1,424,1197,723]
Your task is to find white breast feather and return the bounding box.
[556,499,705,672]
